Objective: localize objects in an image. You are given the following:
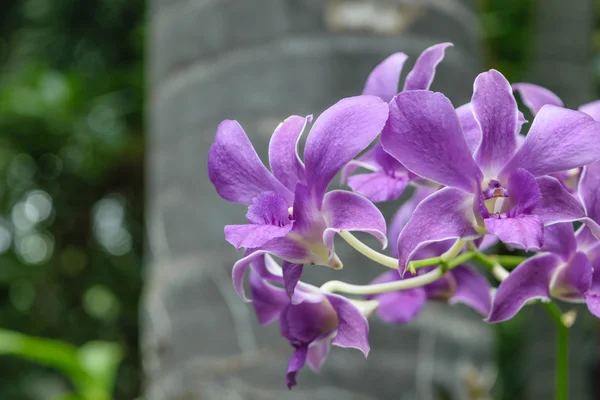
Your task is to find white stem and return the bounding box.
[492,265,510,281]
[338,231,398,269]
[320,267,444,295]
[440,239,466,263]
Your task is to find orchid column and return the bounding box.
[144,1,489,399]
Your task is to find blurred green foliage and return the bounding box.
[0,0,144,399]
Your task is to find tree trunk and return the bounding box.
[143,1,493,399]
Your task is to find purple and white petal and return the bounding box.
[579,100,600,122]
[542,223,577,262]
[280,300,338,345]
[208,120,292,204]
[290,183,326,240]
[472,70,519,178]
[534,176,586,225]
[269,115,311,191]
[484,215,543,252]
[322,190,388,250]
[340,147,379,184]
[579,161,600,223]
[456,103,481,154]
[449,266,492,316]
[397,187,480,276]
[512,83,563,116]
[249,272,288,325]
[306,340,331,373]
[224,223,292,250]
[304,96,389,204]
[487,254,562,322]
[286,346,308,389]
[362,52,408,102]
[403,42,453,91]
[366,270,427,323]
[500,105,600,179]
[347,172,410,203]
[550,251,592,301]
[382,91,482,192]
[325,294,370,357]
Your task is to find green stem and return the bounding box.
[493,255,527,268]
[543,303,569,400]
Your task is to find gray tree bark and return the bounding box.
[143,1,494,399]
[524,1,597,399]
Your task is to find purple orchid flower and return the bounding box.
[367,186,491,322]
[341,43,452,202]
[513,83,600,192]
[249,255,373,389]
[380,69,600,275]
[207,96,389,300]
[488,159,600,322]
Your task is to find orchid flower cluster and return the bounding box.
[207,42,600,391]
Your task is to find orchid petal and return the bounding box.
[397,187,480,276]
[208,120,292,204]
[542,223,577,262]
[579,100,600,121]
[382,91,482,192]
[286,346,308,390]
[484,215,543,252]
[508,168,541,215]
[224,223,292,249]
[290,182,325,239]
[249,272,288,325]
[325,294,370,357]
[304,96,388,204]
[280,300,337,345]
[340,147,379,184]
[283,262,304,303]
[449,266,492,316]
[362,52,408,102]
[269,115,311,191]
[403,42,453,91]
[534,176,586,224]
[579,161,600,223]
[487,254,562,322]
[512,83,563,116]
[322,190,388,250]
[550,251,592,301]
[366,270,427,323]
[306,340,331,373]
[472,70,519,177]
[500,106,600,179]
[456,103,481,154]
[347,172,410,203]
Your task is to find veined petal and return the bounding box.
[579,161,600,223]
[322,190,388,250]
[286,346,308,390]
[283,262,304,303]
[306,340,331,373]
[403,42,453,91]
[542,223,577,262]
[456,103,481,154]
[304,96,388,204]
[290,183,325,240]
[534,176,586,224]
[585,243,600,317]
[249,272,288,325]
[382,91,482,192]
[362,52,408,102]
[397,187,480,276]
[472,70,519,177]
[487,254,562,322]
[579,100,600,121]
[550,251,592,301]
[449,266,492,316]
[208,120,292,204]
[269,115,311,191]
[508,168,541,215]
[347,172,410,203]
[340,147,379,184]
[484,215,543,252]
[325,294,370,357]
[366,270,427,323]
[224,223,292,249]
[500,106,600,179]
[512,83,563,116]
